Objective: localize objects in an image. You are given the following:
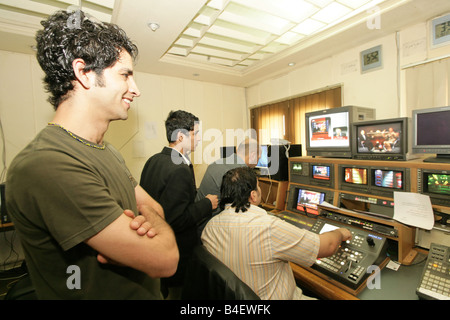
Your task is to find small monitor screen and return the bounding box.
[426,173,450,195]
[296,189,325,216]
[356,121,402,154]
[344,167,367,185]
[292,163,304,175]
[312,165,330,180]
[256,145,269,168]
[309,112,349,148]
[373,169,403,189]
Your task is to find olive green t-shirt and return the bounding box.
[6,125,160,299]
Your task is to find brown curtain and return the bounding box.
[251,100,289,145]
[251,86,342,146]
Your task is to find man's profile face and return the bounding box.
[89,50,140,121]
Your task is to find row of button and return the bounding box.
[419,270,450,298]
[349,266,365,281]
[427,261,449,275]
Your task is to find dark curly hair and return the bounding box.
[35,10,138,109]
[219,167,258,213]
[165,110,199,143]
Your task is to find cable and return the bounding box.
[0,117,6,183]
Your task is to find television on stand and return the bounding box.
[351,117,412,161]
[305,106,376,158]
[412,106,450,163]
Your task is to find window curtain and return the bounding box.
[251,101,289,145]
[405,57,450,115]
[251,86,342,147]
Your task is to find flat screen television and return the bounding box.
[305,106,375,158]
[352,117,410,161]
[412,106,450,163]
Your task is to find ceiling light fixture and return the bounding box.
[288,62,296,67]
[147,22,160,32]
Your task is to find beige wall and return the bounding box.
[246,21,450,119]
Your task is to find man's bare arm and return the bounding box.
[86,205,178,278]
[135,185,164,218]
[317,228,352,258]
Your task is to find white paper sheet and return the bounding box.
[393,192,434,230]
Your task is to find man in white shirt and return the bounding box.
[202,166,352,300]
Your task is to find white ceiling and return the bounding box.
[0,0,450,87]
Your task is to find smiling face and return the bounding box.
[90,50,141,121]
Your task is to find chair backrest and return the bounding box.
[181,245,260,300]
[5,274,37,300]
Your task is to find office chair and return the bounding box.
[181,245,260,300]
[5,273,37,300]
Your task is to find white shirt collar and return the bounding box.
[169,147,191,165]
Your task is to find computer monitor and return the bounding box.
[256,145,269,168]
[412,106,450,163]
[305,106,376,158]
[352,117,410,161]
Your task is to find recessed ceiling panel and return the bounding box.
[164,0,389,71]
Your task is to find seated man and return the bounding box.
[196,138,260,234]
[201,166,352,300]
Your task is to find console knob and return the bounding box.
[366,237,375,247]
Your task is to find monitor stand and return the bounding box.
[423,154,450,163]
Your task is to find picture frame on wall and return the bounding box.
[431,13,450,48]
[360,45,382,73]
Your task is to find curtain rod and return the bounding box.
[401,54,450,70]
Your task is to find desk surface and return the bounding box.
[357,254,427,300]
[293,252,427,300]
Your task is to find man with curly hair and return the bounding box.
[201,166,352,300]
[6,10,178,299]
